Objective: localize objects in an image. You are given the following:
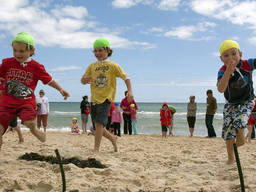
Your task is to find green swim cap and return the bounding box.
[93,38,110,49]
[12,32,34,47]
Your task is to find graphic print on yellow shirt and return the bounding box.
[83,61,127,104]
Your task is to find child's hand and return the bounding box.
[126,91,134,102]
[81,76,93,84]
[226,59,237,74]
[60,89,70,100]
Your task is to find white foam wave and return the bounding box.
[53,111,80,115]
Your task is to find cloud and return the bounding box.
[112,0,180,10]
[164,21,216,40]
[0,0,154,49]
[49,66,82,72]
[157,0,181,11]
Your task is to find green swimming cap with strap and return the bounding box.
[12,32,34,47]
[93,38,110,49]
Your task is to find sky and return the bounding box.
[1,0,256,103]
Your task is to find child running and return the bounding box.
[0,32,69,150]
[81,38,133,153]
[217,40,256,164]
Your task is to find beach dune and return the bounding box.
[1,131,256,192]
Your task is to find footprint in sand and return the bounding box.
[27,182,53,192]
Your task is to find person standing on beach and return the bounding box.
[130,103,138,135]
[187,96,197,137]
[80,95,91,134]
[205,89,217,138]
[120,91,137,135]
[168,105,176,136]
[36,89,49,132]
[217,40,255,164]
[81,38,133,153]
[160,102,172,138]
[0,32,69,150]
[111,103,122,137]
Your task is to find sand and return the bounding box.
[1,131,256,192]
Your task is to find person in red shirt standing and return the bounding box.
[0,32,70,150]
[246,100,256,143]
[120,90,138,135]
[160,102,172,138]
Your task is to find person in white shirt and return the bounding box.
[36,89,49,132]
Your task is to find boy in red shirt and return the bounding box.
[0,32,69,150]
[160,102,172,138]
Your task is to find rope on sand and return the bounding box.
[233,143,245,192]
[55,149,66,192]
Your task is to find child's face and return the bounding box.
[220,48,242,66]
[94,47,109,61]
[72,120,77,124]
[12,42,34,63]
[163,106,168,110]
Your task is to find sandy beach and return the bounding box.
[1,131,256,192]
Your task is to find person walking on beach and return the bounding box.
[80,95,91,134]
[205,89,217,138]
[120,91,137,135]
[81,38,133,153]
[0,32,70,150]
[36,89,49,132]
[160,102,172,138]
[217,40,256,164]
[187,96,197,137]
[111,103,122,137]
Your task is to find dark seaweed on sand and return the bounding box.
[18,152,106,169]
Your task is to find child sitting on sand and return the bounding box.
[160,102,172,138]
[217,40,256,164]
[70,117,80,134]
[0,32,69,150]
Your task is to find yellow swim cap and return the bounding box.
[72,117,77,121]
[130,104,135,108]
[219,40,240,56]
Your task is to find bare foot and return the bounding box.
[112,136,118,152]
[39,132,46,142]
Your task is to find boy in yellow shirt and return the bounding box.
[81,38,133,153]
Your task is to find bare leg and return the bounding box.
[94,122,117,153]
[236,128,245,147]
[189,127,194,137]
[0,124,4,151]
[103,128,117,152]
[82,121,87,134]
[24,120,46,142]
[14,126,24,143]
[226,139,235,165]
[246,126,252,143]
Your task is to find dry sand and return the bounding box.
[1,131,256,192]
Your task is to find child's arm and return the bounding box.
[217,60,237,93]
[48,80,70,100]
[124,79,133,101]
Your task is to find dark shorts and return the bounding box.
[162,125,168,132]
[91,100,111,127]
[187,116,196,128]
[10,116,18,128]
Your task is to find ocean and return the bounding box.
[22,102,225,137]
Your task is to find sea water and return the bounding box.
[23,102,224,137]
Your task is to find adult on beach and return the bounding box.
[36,89,49,132]
[120,90,138,135]
[80,95,91,134]
[187,96,197,137]
[81,38,134,153]
[205,89,217,138]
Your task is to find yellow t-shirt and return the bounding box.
[82,60,127,104]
